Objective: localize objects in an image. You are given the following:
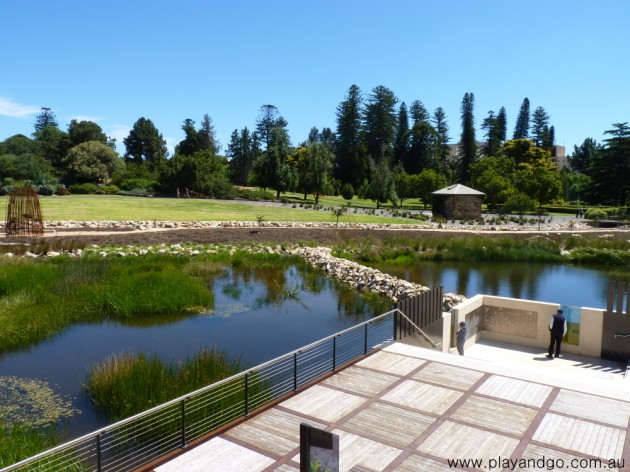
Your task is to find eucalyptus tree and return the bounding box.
[67,120,110,148]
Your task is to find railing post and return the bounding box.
[332,336,337,371]
[364,323,368,355]
[393,309,398,340]
[181,398,187,448]
[293,352,298,391]
[96,432,102,472]
[244,373,249,416]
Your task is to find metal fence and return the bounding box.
[2,309,401,472]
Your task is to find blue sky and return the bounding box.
[1,0,628,156]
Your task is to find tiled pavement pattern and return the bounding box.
[154,343,630,472]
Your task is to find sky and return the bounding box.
[1,0,629,157]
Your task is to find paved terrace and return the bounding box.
[150,341,630,472]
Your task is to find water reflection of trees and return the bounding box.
[213,262,388,317]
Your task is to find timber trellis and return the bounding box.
[5,186,44,237]
[394,286,443,341]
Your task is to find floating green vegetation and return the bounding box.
[0,376,79,428]
[204,303,251,318]
[84,348,246,421]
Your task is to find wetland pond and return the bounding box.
[0,261,389,439]
[371,260,630,309]
[3,256,628,443]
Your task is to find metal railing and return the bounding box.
[2,309,403,472]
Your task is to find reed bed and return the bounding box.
[84,348,248,421]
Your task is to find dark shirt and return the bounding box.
[549,313,567,336]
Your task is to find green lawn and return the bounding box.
[0,195,424,224]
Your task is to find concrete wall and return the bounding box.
[448,295,604,358]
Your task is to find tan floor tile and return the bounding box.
[381,379,463,415]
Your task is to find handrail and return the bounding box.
[1,309,399,472]
[614,333,630,338]
[395,309,441,349]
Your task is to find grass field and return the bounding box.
[0,195,424,224]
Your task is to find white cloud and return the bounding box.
[107,124,132,153]
[70,115,104,123]
[0,97,40,118]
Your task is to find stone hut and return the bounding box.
[432,184,485,219]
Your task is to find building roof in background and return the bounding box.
[432,184,485,196]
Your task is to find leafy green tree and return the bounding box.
[416,168,447,209]
[62,141,124,184]
[34,125,69,169]
[458,92,476,184]
[561,168,590,202]
[252,114,295,198]
[67,120,110,148]
[161,150,230,197]
[366,158,396,208]
[470,156,517,206]
[531,106,550,147]
[570,137,601,175]
[175,119,198,156]
[363,85,398,165]
[515,157,562,208]
[588,123,630,205]
[0,153,55,183]
[227,127,259,185]
[300,142,334,204]
[504,193,535,216]
[513,98,530,139]
[394,172,417,205]
[123,117,168,170]
[1,134,39,156]
[393,102,409,166]
[501,139,550,166]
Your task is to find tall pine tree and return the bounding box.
[334,84,364,186]
[458,93,477,184]
[363,85,398,165]
[513,98,530,139]
[531,106,550,146]
[393,102,410,166]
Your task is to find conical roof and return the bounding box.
[432,184,485,196]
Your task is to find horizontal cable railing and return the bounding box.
[2,309,403,472]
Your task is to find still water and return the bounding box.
[0,263,389,438]
[371,261,630,309]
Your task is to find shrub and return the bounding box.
[55,186,70,196]
[584,208,608,220]
[119,178,159,192]
[37,185,54,196]
[341,183,354,200]
[97,184,120,195]
[504,193,535,216]
[68,183,98,194]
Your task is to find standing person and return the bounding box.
[456,321,467,356]
[547,309,567,358]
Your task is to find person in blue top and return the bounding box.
[546,309,567,358]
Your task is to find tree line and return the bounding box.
[1,86,628,208]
